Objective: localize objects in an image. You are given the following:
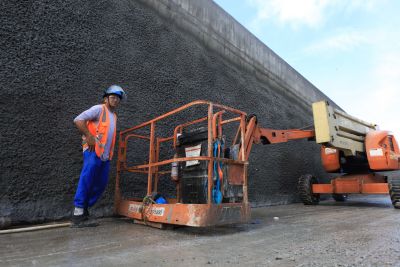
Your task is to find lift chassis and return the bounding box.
[298,101,400,207]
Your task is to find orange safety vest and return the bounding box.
[82,105,117,160]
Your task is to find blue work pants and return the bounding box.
[74,150,110,208]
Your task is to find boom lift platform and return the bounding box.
[114,100,400,228]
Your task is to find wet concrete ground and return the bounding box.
[1,195,400,267]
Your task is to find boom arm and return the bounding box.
[240,113,400,171]
[240,116,315,161]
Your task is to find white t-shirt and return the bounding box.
[74,104,116,161]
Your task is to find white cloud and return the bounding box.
[345,0,380,12]
[305,29,369,54]
[248,0,331,29]
[246,0,380,30]
[332,50,400,139]
[362,52,400,137]
[313,29,400,134]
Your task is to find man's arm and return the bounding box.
[73,105,102,152]
[74,120,96,152]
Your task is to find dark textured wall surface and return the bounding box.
[1,0,332,226]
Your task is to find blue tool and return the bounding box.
[212,139,224,204]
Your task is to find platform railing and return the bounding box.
[114,100,249,212]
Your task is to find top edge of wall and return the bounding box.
[136,0,340,109]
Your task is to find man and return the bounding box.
[71,85,126,227]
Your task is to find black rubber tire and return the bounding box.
[332,194,348,202]
[298,174,320,205]
[389,176,400,209]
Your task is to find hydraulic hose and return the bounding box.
[0,222,71,234]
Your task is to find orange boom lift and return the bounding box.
[297,101,400,206]
[114,100,400,228]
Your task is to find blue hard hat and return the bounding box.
[103,85,127,101]
[155,196,168,204]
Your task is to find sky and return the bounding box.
[213,0,400,139]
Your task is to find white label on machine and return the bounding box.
[324,147,337,155]
[128,204,142,213]
[185,144,202,167]
[150,207,165,216]
[369,148,384,157]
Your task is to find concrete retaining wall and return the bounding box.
[139,0,336,110]
[0,0,336,227]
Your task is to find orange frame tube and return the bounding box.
[312,173,389,194]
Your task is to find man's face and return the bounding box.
[106,94,121,109]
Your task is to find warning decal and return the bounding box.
[128,204,142,213]
[369,148,383,157]
[185,144,202,167]
[150,207,165,216]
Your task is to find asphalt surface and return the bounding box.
[1,195,400,267]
